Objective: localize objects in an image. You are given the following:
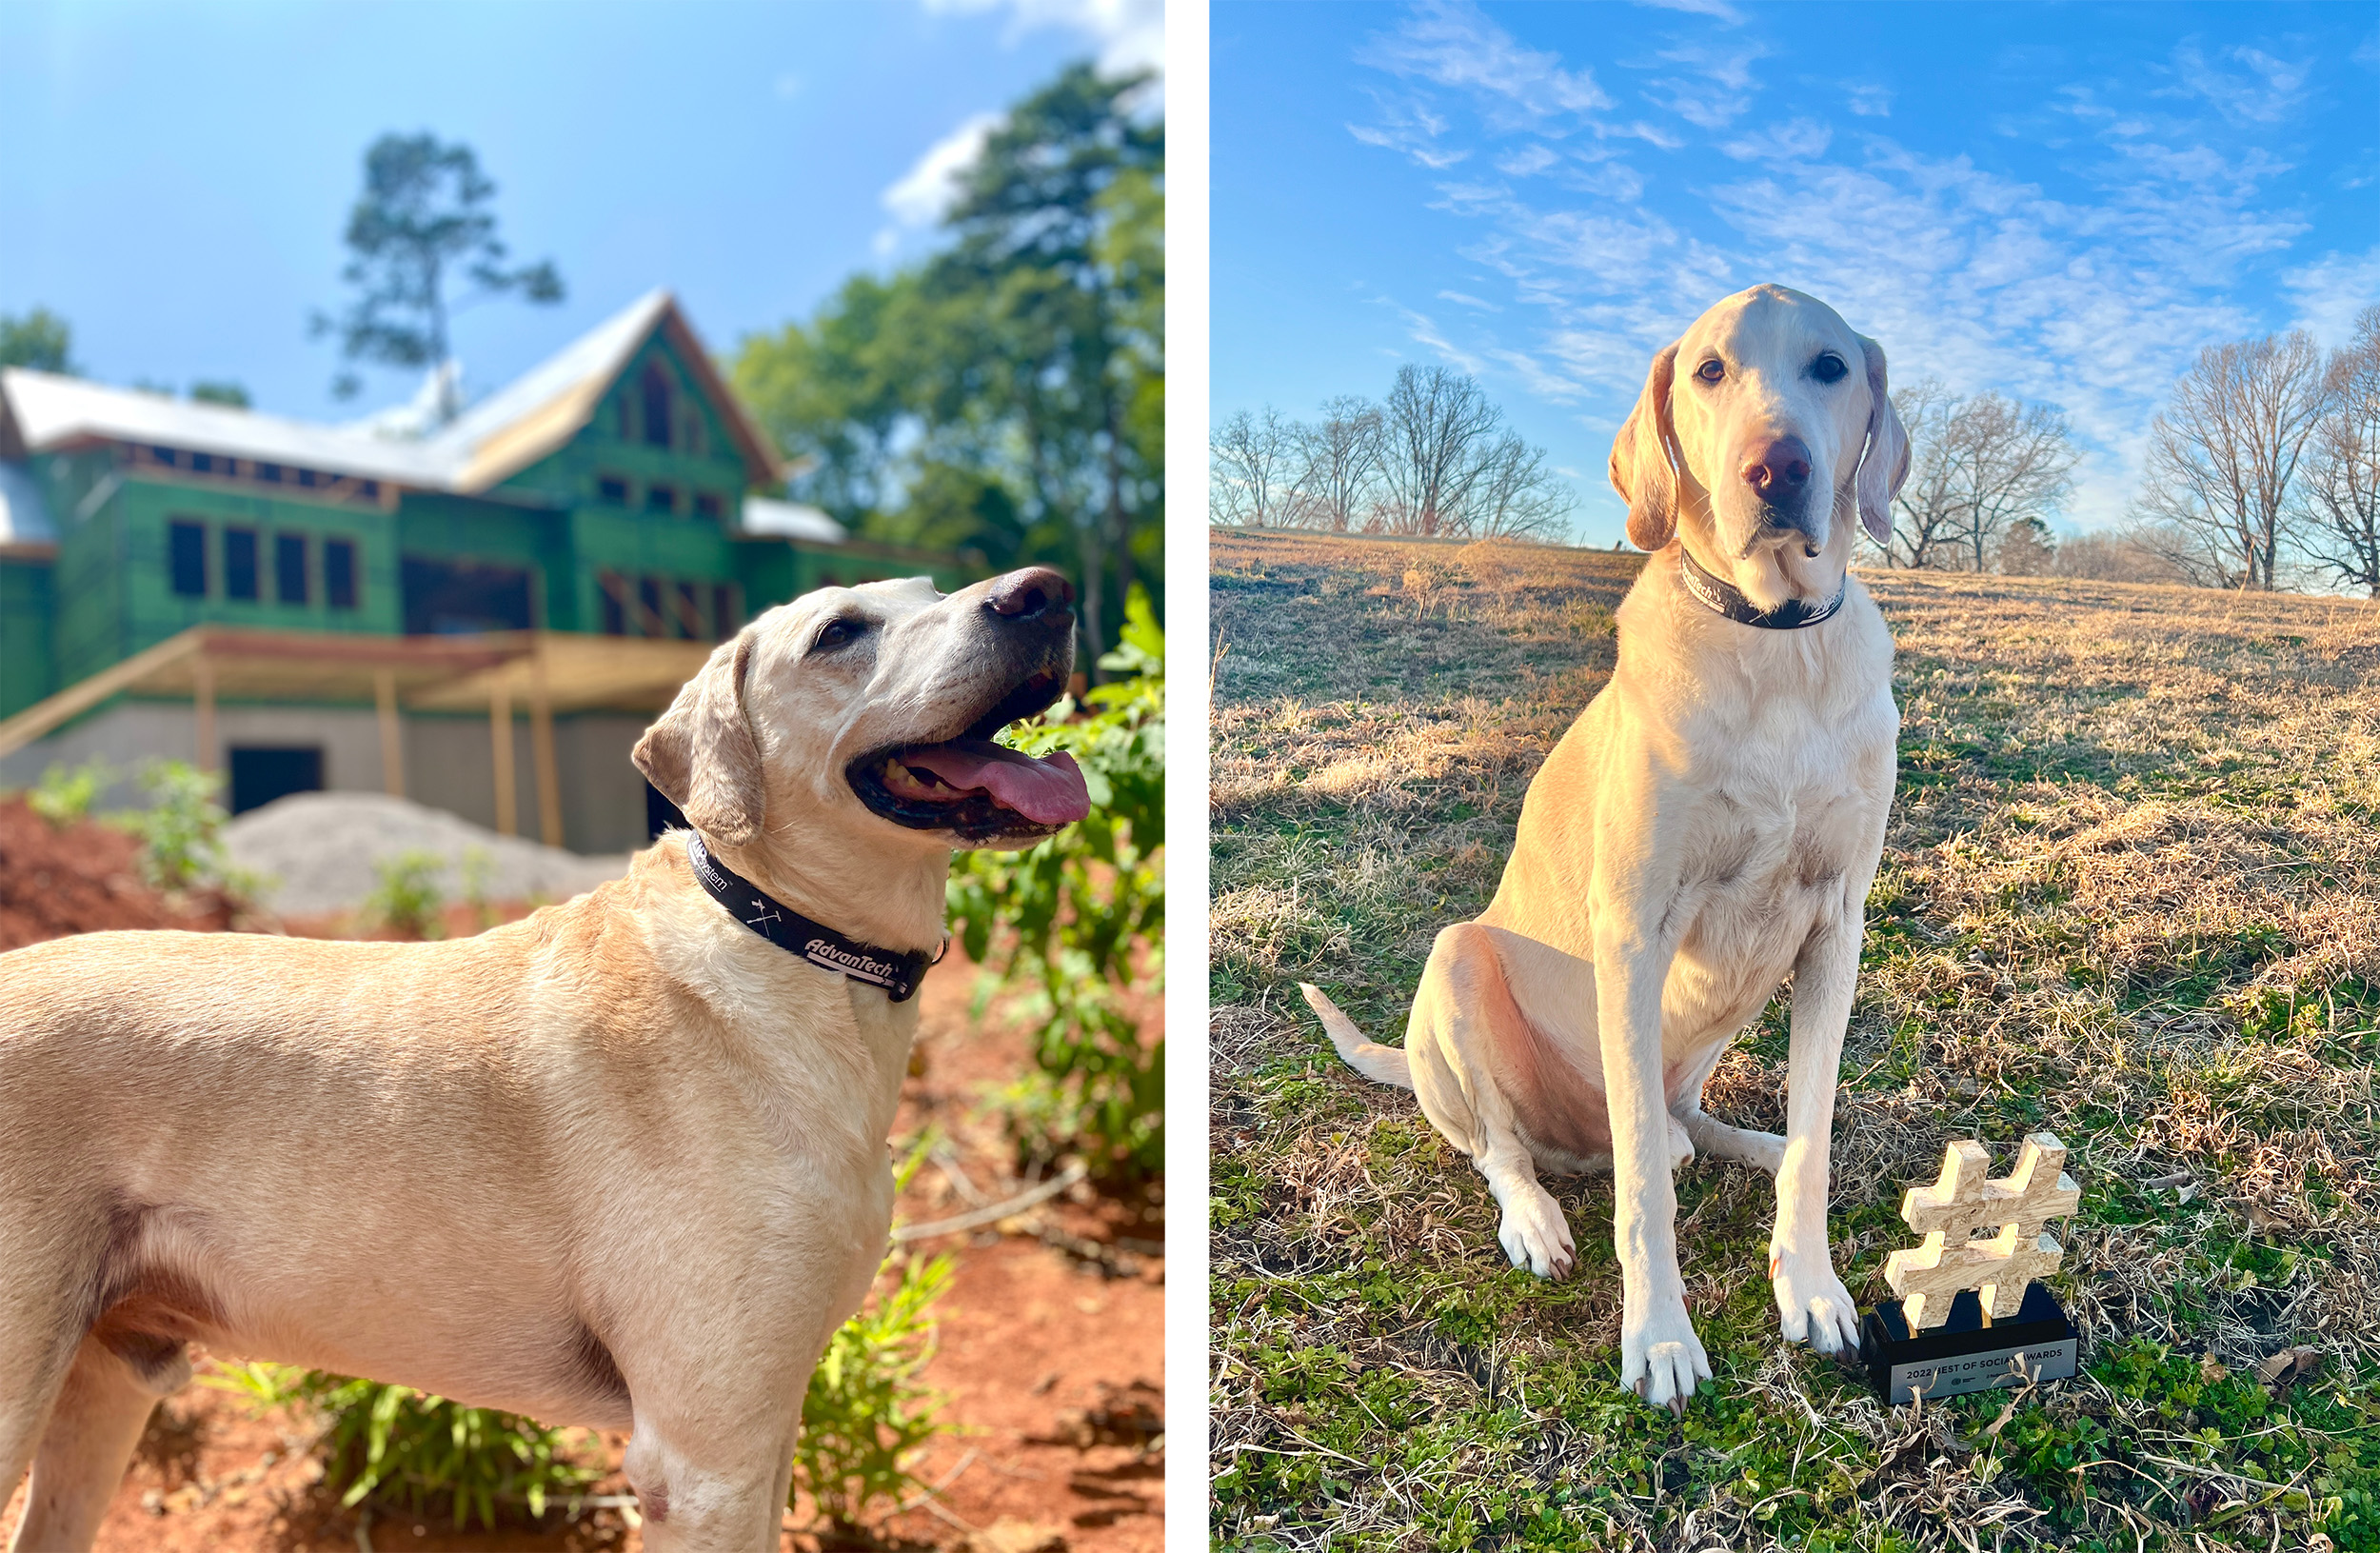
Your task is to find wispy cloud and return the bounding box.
[1630,0,1745,24]
[1719,117,1831,162]
[923,0,1163,78]
[1338,6,2344,528]
[1359,0,1610,129]
[2163,41,2311,126]
[2283,247,2380,348]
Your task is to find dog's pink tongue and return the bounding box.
[902,743,1090,825]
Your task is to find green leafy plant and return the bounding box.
[945,584,1165,1181]
[365,850,448,939]
[27,756,114,828]
[111,761,231,892]
[212,1365,598,1530]
[790,1249,957,1532]
[458,845,497,930]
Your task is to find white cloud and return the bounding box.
[1846,83,1892,117]
[1630,0,1745,24]
[1496,142,1559,176]
[1338,5,2351,533]
[2163,41,2311,126]
[1359,0,1610,129]
[881,110,1002,235]
[922,0,1163,77]
[2283,247,2380,348]
[1719,118,1832,162]
[1399,307,1486,373]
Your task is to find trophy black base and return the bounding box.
[1860,1283,2078,1404]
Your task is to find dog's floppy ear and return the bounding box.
[1854,334,1910,547]
[633,629,764,846]
[1609,342,1681,551]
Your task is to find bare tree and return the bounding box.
[1378,365,1501,537]
[1293,395,1382,531]
[2053,529,2196,585]
[1881,378,2077,570]
[1466,433,1577,540]
[1210,407,1302,528]
[2132,330,2327,589]
[1881,377,1962,567]
[1944,394,2078,569]
[2295,305,2380,598]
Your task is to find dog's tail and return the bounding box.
[1300,983,1413,1089]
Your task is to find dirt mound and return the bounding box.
[0,798,231,951]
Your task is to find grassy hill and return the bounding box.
[1208,528,2380,1551]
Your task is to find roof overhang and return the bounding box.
[0,626,714,761]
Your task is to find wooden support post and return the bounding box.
[374,667,406,798]
[490,685,517,838]
[529,663,563,849]
[192,657,216,772]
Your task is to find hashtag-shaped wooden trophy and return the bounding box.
[1884,1133,2080,1332]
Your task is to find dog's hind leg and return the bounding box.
[1402,924,1616,1281]
[7,1335,168,1553]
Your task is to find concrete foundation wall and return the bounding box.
[0,699,654,855]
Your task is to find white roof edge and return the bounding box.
[741,494,847,544]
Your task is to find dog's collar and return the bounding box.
[1678,545,1845,630]
[684,834,941,1003]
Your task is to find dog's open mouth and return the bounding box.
[846,670,1091,842]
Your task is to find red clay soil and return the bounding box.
[0,880,1162,1552]
[0,798,233,948]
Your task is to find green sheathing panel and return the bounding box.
[0,557,54,718]
[730,538,978,617]
[395,493,570,628]
[569,507,739,629]
[57,472,403,684]
[493,329,753,520]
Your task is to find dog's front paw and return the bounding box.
[1496,1189,1577,1280]
[1620,1295,1711,1417]
[1771,1248,1862,1356]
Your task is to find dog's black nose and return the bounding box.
[984,567,1074,621]
[1740,435,1812,501]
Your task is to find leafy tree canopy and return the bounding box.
[314,132,563,420]
[733,63,1162,661]
[0,307,76,374]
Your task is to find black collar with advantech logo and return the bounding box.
[685,834,941,1003]
[1678,544,1847,630]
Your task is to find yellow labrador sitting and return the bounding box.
[1306,285,1910,1413]
[0,567,1089,1551]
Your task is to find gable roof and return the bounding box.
[0,290,779,496]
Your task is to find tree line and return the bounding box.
[1211,364,1576,541]
[1874,307,2380,596]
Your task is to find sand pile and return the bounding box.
[222,792,632,918]
[0,799,230,951]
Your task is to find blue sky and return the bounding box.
[1213,1,2380,546]
[0,0,1160,426]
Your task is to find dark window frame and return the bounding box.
[640,363,674,449]
[325,537,360,610]
[274,532,309,606]
[168,519,208,598]
[223,526,260,601]
[645,483,678,515]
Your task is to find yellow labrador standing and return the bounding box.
[0,567,1089,1551]
[1306,285,1910,1413]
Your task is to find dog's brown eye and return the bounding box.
[1695,359,1725,384]
[1811,353,1849,384]
[811,618,867,653]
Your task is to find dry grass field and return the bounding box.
[1207,528,2380,1551]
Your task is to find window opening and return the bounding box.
[224,528,259,601]
[275,534,309,605]
[325,539,359,609]
[169,520,208,598]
